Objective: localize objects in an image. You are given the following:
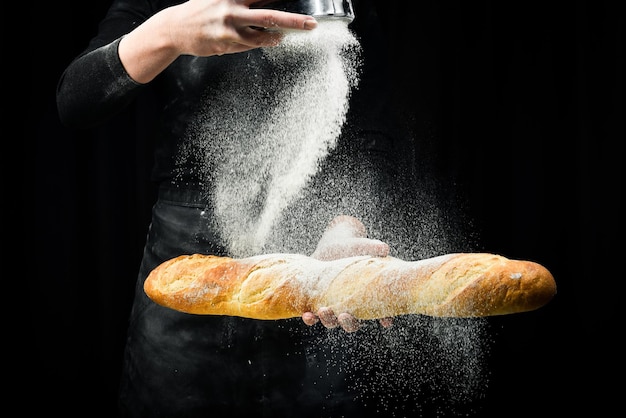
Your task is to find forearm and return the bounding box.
[56,0,319,129]
[118,7,181,84]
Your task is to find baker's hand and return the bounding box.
[118,0,318,84]
[302,308,393,332]
[310,215,389,261]
[164,0,318,57]
[302,215,394,332]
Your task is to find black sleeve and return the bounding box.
[55,0,179,129]
[56,37,143,129]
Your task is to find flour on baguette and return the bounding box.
[144,252,557,319]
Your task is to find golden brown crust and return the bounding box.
[144,252,557,319]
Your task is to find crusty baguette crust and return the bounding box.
[143,253,557,319]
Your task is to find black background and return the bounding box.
[28,1,622,416]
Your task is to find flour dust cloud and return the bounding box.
[179,20,361,257]
[177,19,490,417]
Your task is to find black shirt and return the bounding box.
[56,1,449,417]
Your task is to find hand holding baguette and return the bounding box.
[305,215,393,331]
[144,217,556,322]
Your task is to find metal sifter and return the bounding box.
[250,0,355,22]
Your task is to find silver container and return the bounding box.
[250,0,355,22]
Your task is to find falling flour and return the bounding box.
[177,19,490,417]
[178,20,361,257]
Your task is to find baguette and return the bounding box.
[144,252,556,319]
